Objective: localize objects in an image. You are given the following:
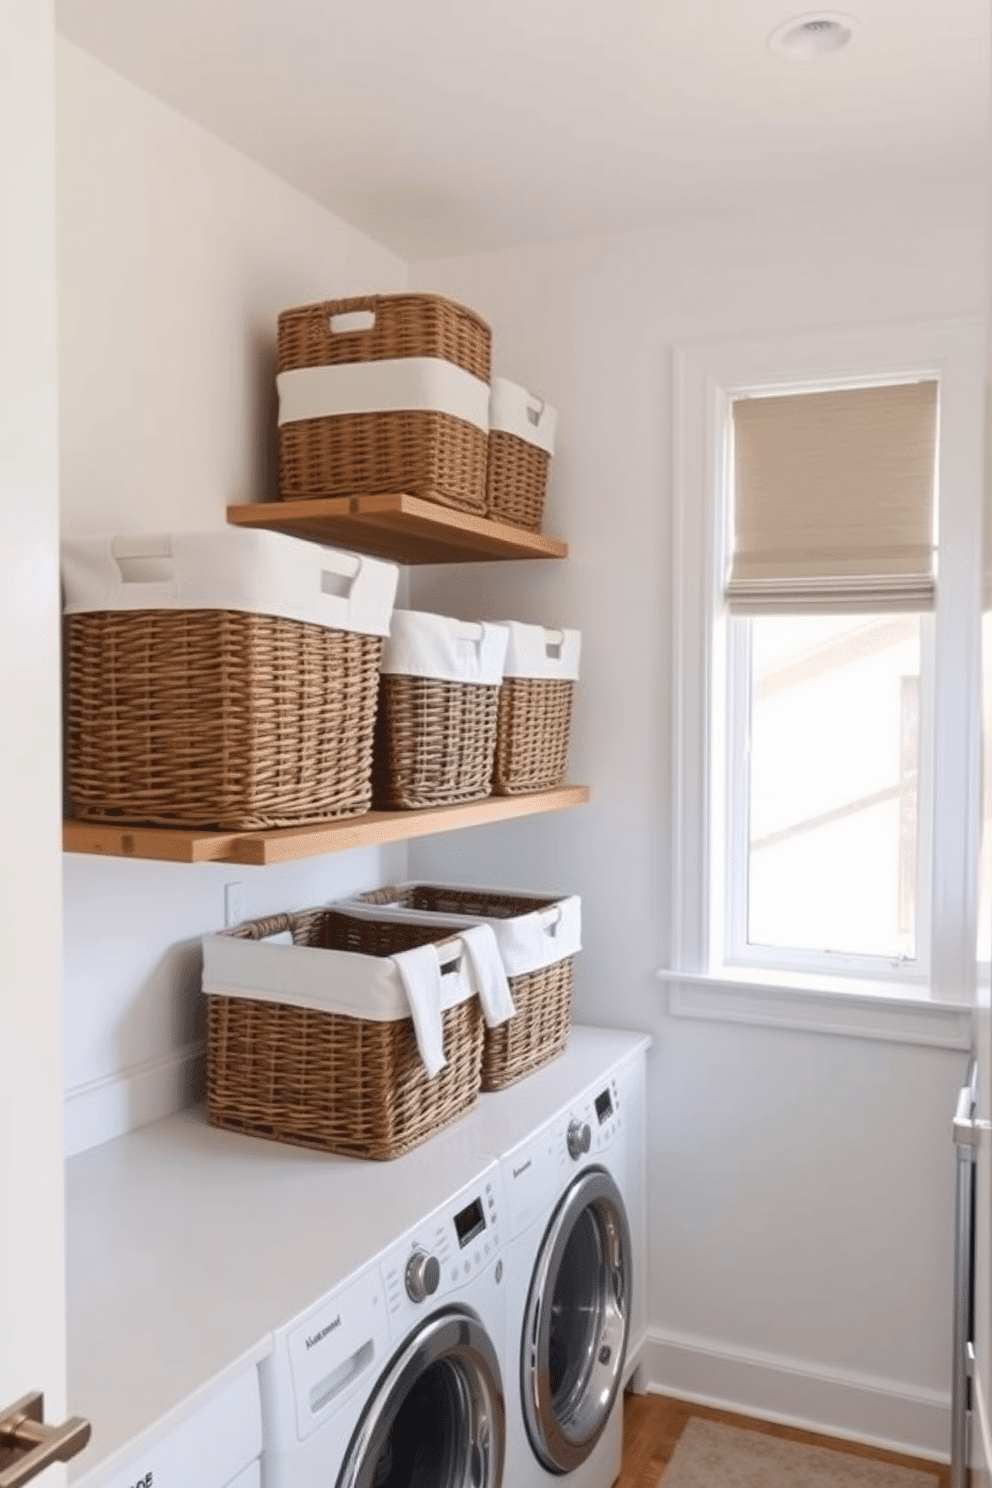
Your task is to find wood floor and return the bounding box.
[616,1391,951,1487]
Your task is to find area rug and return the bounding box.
[658,1417,939,1487]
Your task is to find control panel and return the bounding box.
[563,1072,623,1162]
[380,1171,503,1332]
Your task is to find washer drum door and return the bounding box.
[337,1306,505,1488]
[522,1166,633,1475]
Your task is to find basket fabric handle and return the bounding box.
[458,925,514,1028]
[390,943,448,1078]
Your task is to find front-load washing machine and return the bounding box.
[493,1045,644,1488]
[261,1161,506,1488]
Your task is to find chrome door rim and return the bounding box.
[521,1166,632,1475]
[337,1306,505,1488]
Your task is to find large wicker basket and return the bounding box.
[373,612,508,809]
[277,293,492,514]
[62,531,398,830]
[345,885,581,1090]
[493,623,580,795]
[486,378,558,532]
[203,908,486,1160]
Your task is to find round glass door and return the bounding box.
[337,1308,504,1488]
[522,1167,632,1474]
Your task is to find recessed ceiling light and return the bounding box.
[768,12,860,60]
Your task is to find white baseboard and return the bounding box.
[640,1328,950,1461]
[64,1044,204,1158]
[973,1362,992,1488]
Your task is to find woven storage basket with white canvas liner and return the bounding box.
[341,886,581,1089]
[493,621,580,794]
[202,906,514,1159]
[277,293,492,514]
[373,610,509,809]
[486,377,557,531]
[62,530,397,830]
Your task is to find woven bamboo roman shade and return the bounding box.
[727,379,939,613]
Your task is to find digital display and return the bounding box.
[595,1089,613,1124]
[454,1197,486,1249]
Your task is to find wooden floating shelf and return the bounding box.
[63,786,591,866]
[226,493,568,565]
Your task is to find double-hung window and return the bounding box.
[670,320,984,1025]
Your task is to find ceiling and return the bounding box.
[55,0,989,261]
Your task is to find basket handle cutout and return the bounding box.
[455,621,487,669]
[544,630,565,660]
[320,566,357,600]
[538,907,563,936]
[438,953,462,977]
[110,534,174,585]
[526,395,547,427]
[329,309,376,334]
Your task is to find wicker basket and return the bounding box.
[345,885,581,1090]
[277,293,492,514]
[493,623,580,795]
[62,531,398,830]
[373,611,508,809]
[203,908,486,1160]
[486,378,558,532]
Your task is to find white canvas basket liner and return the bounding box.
[202,915,513,1078]
[276,356,490,433]
[380,610,508,685]
[202,927,476,1020]
[489,377,557,456]
[340,888,582,978]
[499,621,581,681]
[61,529,399,639]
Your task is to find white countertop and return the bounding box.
[66,1024,650,1484]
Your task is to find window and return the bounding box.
[671,320,984,1012]
[727,610,929,970]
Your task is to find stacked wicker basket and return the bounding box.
[61,288,586,1160]
[275,292,559,532]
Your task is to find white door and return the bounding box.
[0,0,71,1481]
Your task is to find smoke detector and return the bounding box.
[768,12,860,59]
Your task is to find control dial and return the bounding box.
[567,1118,592,1161]
[405,1249,441,1304]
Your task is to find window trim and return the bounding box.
[670,318,984,1009]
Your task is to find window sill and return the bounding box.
[656,967,973,1050]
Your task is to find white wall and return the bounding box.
[56,40,412,1154]
[408,181,986,1455]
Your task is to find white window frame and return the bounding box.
[667,318,984,1041]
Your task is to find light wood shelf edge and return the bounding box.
[63,786,591,866]
[226,493,568,563]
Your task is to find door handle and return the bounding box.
[0,1392,91,1487]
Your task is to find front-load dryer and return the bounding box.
[498,1054,639,1488]
[261,1162,506,1488]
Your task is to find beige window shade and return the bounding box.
[727,380,939,614]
